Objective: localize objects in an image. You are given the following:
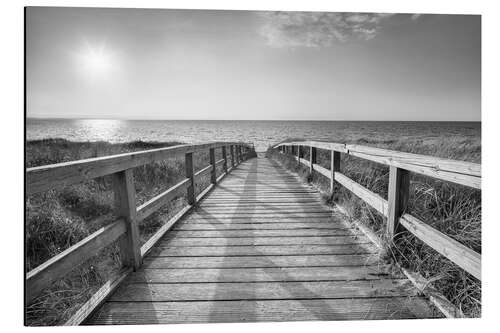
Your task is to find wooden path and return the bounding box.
[87,155,439,324]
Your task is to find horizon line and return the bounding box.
[26,116,481,122]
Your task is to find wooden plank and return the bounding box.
[222,146,228,173]
[109,279,418,302]
[148,244,375,257]
[186,212,334,219]
[161,235,369,246]
[113,169,142,270]
[88,297,437,324]
[310,146,317,173]
[334,172,388,216]
[347,146,480,189]
[312,164,330,178]
[26,219,127,303]
[387,166,410,239]
[185,217,340,223]
[136,178,189,221]
[276,141,347,153]
[65,268,132,326]
[209,148,216,184]
[401,267,464,318]
[173,222,346,230]
[166,229,362,238]
[331,150,341,190]
[127,265,394,283]
[185,152,195,205]
[142,254,381,268]
[26,141,250,195]
[399,214,481,280]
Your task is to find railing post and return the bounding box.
[230,145,235,168]
[330,150,340,191]
[209,147,216,184]
[112,169,142,270]
[185,152,195,205]
[222,146,228,173]
[297,145,300,163]
[310,146,317,173]
[387,166,410,241]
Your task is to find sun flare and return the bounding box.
[75,41,117,80]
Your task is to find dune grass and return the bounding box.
[25,138,227,326]
[266,136,481,317]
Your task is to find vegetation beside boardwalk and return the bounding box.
[266,136,481,317]
[26,138,224,326]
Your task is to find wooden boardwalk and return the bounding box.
[87,155,439,324]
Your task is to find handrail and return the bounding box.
[273,140,481,281]
[27,141,252,195]
[274,140,480,189]
[26,141,255,311]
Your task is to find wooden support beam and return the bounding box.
[330,150,341,191]
[222,146,228,173]
[310,146,317,173]
[387,166,410,240]
[185,152,195,205]
[230,145,235,167]
[112,169,142,270]
[209,148,216,184]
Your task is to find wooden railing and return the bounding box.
[273,140,481,281]
[25,142,254,317]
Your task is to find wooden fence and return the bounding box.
[274,140,481,281]
[25,142,254,308]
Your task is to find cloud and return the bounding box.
[259,12,396,48]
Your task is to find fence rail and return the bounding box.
[26,142,254,307]
[274,140,481,280]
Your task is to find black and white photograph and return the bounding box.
[19,1,487,328]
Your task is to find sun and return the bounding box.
[75,41,116,80]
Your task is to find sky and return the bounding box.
[26,7,481,121]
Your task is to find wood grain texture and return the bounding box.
[27,142,251,195]
[399,214,481,280]
[86,157,438,325]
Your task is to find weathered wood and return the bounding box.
[399,214,481,280]
[27,142,250,195]
[401,267,464,318]
[89,297,437,324]
[161,235,369,246]
[331,150,340,191]
[65,268,132,326]
[174,222,347,230]
[222,146,228,173]
[334,172,388,216]
[387,166,410,240]
[143,254,380,269]
[166,229,363,238]
[310,146,317,173]
[26,219,127,303]
[230,145,235,167]
[148,244,375,257]
[128,265,393,283]
[209,148,216,184]
[185,152,195,205]
[110,279,417,302]
[136,178,189,221]
[113,170,142,270]
[275,141,480,189]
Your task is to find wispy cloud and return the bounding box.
[259,12,396,48]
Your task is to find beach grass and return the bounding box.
[266,135,481,317]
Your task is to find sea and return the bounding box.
[26,118,481,152]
